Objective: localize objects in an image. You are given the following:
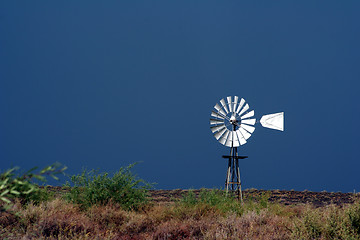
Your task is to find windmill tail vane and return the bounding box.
[260,112,284,131]
[210,96,284,201]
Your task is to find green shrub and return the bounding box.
[303,210,323,239]
[180,190,197,207]
[348,201,360,235]
[241,192,270,215]
[291,203,360,240]
[179,189,244,216]
[177,189,276,219]
[65,163,152,211]
[0,163,66,208]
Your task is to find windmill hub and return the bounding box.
[229,115,237,124]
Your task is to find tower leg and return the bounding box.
[225,158,231,193]
[236,158,243,202]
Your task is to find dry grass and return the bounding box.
[1,197,360,239]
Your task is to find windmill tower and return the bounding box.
[210,96,284,201]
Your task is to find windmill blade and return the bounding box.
[233,140,240,147]
[214,127,227,140]
[239,127,251,140]
[235,98,245,113]
[233,96,239,113]
[214,103,222,112]
[227,96,232,112]
[210,124,225,133]
[235,129,247,145]
[241,118,256,125]
[210,119,224,125]
[219,137,226,145]
[260,112,284,131]
[220,99,229,114]
[214,103,227,116]
[219,130,230,145]
[211,111,225,120]
[241,124,255,133]
[232,130,240,147]
[225,130,233,147]
[241,110,254,119]
[239,103,249,116]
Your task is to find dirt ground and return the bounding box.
[45,186,359,207]
[149,189,359,207]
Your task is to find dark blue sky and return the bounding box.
[1,1,359,192]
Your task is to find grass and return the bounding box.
[1,190,360,239]
[1,165,360,239]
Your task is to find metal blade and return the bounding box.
[241,118,256,126]
[210,118,224,125]
[233,130,238,141]
[214,103,227,116]
[227,96,232,112]
[225,131,233,147]
[210,124,225,133]
[220,99,229,114]
[260,112,284,131]
[211,111,225,120]
[233,96,239,113]
[236,98,245,113]
[233,140,240,147]
[236,129,247,145]
[239,127,251,140]
[241,123,255,133]
[214,103,222,112]
[219,130,230,145]
[233,130,240,147]
[239,103,249,116]
[241,110,254,119]
[214,127,227,140]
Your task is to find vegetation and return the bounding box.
[1,164,360,239]
[0,163,66,209]
[177,189,268,216]
[65,163,151,210]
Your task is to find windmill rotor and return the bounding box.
[210,97,258,147]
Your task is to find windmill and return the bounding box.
[210,96,284,201]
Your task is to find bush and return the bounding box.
[178,189,244,216]
[65,163,152,211]
[291,203,360,239]
[348,201,360,235]
[0,163,66,208]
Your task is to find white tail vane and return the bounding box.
[260,112,284,131]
